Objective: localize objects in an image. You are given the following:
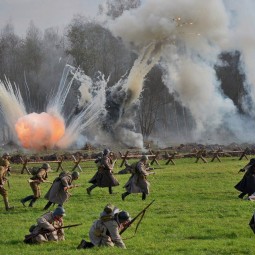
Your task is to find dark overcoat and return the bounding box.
[89,156,119,187]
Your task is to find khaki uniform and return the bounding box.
[21,167,49,207]
[89,211,126,249]
[30,168,48,198]
[29,212,65,243]
[0,166,12,210]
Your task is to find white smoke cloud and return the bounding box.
[106,0,255,144]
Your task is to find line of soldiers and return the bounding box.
[86,148,151,201]
[1,149,153,249]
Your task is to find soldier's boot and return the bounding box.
[43,201,53,210]
[121,192,130,201]
[20,195,34,207]
[109,187,113,194]
[86,184,97,195]
[142,193,147,200]
[3,197,14,211]
[28,197,38,207]
[77,239,94,249]
[238,192,246,199]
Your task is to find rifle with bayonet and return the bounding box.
[119,200,155,237]
[24,223,82,243]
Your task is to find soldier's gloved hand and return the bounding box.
[238,169,245,173]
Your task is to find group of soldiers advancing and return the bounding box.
[86,148,151,201]
[1,149,152,249]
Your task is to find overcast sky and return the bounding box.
[0,0,104,36]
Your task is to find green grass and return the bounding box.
[1,157,255,255]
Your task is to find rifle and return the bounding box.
[24,223,82,243]
[119,200,155,237]
[64,184,82,191]
[27,179,52,184]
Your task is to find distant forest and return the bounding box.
[0,0,246,147]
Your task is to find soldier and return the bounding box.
[43,171,80,210]
[0,164,14,211]
[234,158,255,199]
[0,152,11,176]
[86,148,119,195]
[121,155,150,201]
[77,204,131,249]
[24,206,65,244]
[20,163,51,207]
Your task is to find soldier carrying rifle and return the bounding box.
[86,149,119,195]
[77,203,131,249]
[43,171,80,210]
[20,163,51,207]
[24,207,81,244]
[77,200,154,250]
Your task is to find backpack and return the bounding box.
[29,167,40,176]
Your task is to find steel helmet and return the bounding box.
[118,211,131,223]
[42,163,51,169]
[103,148,110,156]
[72,171,80,179]
[53,207,66,217]
[3,152,10,158]
[141,155,149,161]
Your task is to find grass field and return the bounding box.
[1,157,255,255]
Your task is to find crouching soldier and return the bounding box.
[77,204,131,249]
[24,207,65,244]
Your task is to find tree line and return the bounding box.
[0,0,245,147]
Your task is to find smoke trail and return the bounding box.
[0,78,27,138]
[107,0,255,144]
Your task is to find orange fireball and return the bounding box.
[15,112,65,150]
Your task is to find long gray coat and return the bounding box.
[44,173,73,205]
[123,161,150,194]
[89,156,119,187]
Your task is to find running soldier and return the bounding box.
[43,171,80,210]
[20,163,51,207]
[86,149,119,195]
[121,155,150,201]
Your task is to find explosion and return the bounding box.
[15,112,65,150]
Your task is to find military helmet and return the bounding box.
[103,148,110,156]
[2,152,10,158]
[53,207,66,217]
[104,204,115,214]
[141,155,149,161]
[118,211,131,222]
[42,163,51,169]
[29,224,37,233]
[72,171,80,179]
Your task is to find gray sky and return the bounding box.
[0,0,104,36]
